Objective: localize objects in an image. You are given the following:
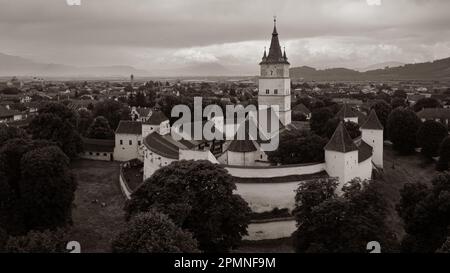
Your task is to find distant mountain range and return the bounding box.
[357,61,405,72]
[290,57,450,81]
[2,51,450,80]
[0,53,148,77]
[160,62,233,77]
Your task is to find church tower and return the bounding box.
[258,18,291,126]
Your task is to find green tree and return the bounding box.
[387,108,421,154]
[267,129,328,165]
[28,102,82,159]
[5,229,67,253]
[294,179,398,253]
[310,107,334,136]
[92,100,130,131]
[416,120,447,158]
[125,160,251,252]
[86,116,114,139]
[397,173,450,252]
[112,210,199,253]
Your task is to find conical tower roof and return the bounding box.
[324,122,358,153]
[361,109,384,130]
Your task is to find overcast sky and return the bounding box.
[1,0,450,74]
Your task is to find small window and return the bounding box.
[138,141,141,146]
[129,140,132,145]
[89,152,93,155]
[120,140,123,145]
[266,89,269,94]
[274,89,278,94]
[96,153,100,156]
[104,153,107,156]
[151,127,153,130]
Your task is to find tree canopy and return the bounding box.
[387,108,421,154]
[397,172,450,252]
[112,210,199,253]
[92,100,130,131]
[413,98,441,112]
[28,102,82,159]
[0,140,76,236]
[4,229,67,253]
[86,116,114,139]
[416,120,448,159]
[125,160,251,252]
[294,178,398,253]
[77,109,93,136]
[310,107,334,136]
[267,129,328,165]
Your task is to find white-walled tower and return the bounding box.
[325,122,359,190]
[361,109,384,168]
[258,18,291,126]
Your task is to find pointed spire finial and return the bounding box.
[272,16,278,35]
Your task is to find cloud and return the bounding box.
[0,0,449,72]
[366,0,381,6]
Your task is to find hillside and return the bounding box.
[0,53,148,77]
[290,57,450,81]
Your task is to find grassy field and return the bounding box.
[68,159,126,253]
[379,144,437,240]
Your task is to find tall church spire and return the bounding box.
[260,17,289,65]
